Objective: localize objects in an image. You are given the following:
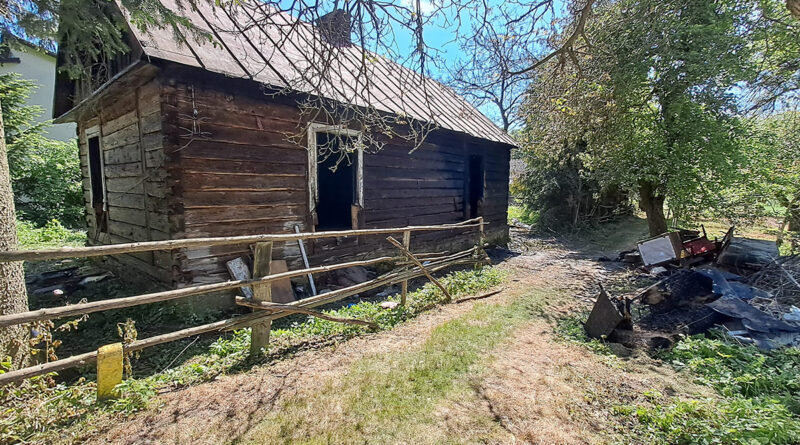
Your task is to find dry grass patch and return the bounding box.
[236,287,565,444]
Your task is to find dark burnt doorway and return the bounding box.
[467,155,484,219]
[316,132,356,230]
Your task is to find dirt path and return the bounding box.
[89,245,705,444]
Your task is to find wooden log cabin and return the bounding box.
[53,1,515,288]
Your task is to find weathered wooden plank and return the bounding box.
[107,220,151,241]
[139,111,162,134]
[102,110,138,136]
[184,204,306,225]
[365,188,462,199]
[104,144,141,165]
[183,190,306,207]
[104,162,142,178]
[141,133,163,152]
[103,124,140,150]
[105,176,145,194]
[180,172,306,192]
[180,157,305,175]
[365,196,459,211]
[178,142,306,164]
[144,150,165,169]
[108,206,148,227]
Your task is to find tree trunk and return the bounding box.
[639,181,668,236]
[788,201,800,233]
[788,0,800,20]
[0,102,30,370]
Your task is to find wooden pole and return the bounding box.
[235,297,378,329]
[0,219,483,262]
[0,251,481,386]
[400,230,411,306]
[249,242,272,357]
[387,236,452,302]
[0,255,398,328]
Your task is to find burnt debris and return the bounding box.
[587,226,800,351]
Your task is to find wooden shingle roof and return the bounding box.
[121,0,516,146]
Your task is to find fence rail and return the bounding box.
[0,218,485,389]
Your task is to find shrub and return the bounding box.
[16,219,86,249]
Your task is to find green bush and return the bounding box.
[1,72,84,229]
[11,136,84,228]
[507,204,539,226]
[16,219,86,249]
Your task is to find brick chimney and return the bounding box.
[316,9,352,48]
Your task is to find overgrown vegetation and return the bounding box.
[16,219,85,249]
[1,73,84,229]
[559,320,800,444]
[617,334,800,444]
[554,314,615,356]
[0,266,504,444]
[515,0,799,239]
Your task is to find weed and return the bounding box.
[616,397,800,445]
[554,313,615,356]
[661,332,800,414]
[614,332,800,444]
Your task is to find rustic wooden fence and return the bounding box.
[0,218,486,393]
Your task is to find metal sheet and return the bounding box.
[114,0,516,146]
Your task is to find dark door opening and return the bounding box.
[316,132,356,230]
[467,155,484,219]
[87,135,108,232]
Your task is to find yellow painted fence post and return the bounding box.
[96,342,123,400]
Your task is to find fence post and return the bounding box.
[478,217,485,247]
[400,230,411,306]
[96,342,123,400]
[250,241,273,357]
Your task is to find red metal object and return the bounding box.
[683,237,717,256]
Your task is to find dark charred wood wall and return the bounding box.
[75,73,173,282]
[159,69,510,286]
[76,65,509,287]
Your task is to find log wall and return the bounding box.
[78,66,510,287]
[76,75,173,282]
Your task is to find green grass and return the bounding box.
[507,204,539,226]
[557,313,800,444]
[0,266,505,444]
[16,219,86,249]
[239,285,564,444]
[615,333,800,444]
[554,313,615,356]
[615,396,800,445]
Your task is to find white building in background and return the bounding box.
[0,39,77,141]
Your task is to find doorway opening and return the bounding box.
[87,134,108,232]
[467,155,484,219]
[316,132,357,231]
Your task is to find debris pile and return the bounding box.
[27,266,112,301]
[587,227,800,351]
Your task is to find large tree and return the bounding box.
[519,0,765,236]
